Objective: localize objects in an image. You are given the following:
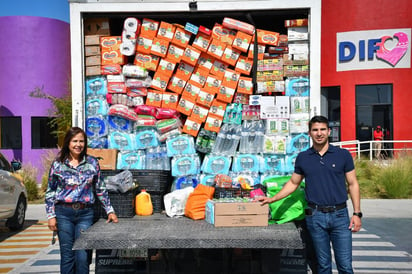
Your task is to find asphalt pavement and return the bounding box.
[6,199,412,273]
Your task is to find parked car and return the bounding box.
[0,152,27,231]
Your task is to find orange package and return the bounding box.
[248,43,265,60]
[212,23,237,45]
[175,62,195,81]
[166,44,185,63]
[176,96,196,116]
[181,45,202,67]
[167,74,187,94]
[157,21,175,41]
[235,56,253,76]
[141,18,159,38]
[100,36,122,51]
[221,69,240,89]
[172,26,191,48]
[191,104,209,123]
[151,37,169,57]
[136,36,153,55]
[192,33,211,52]
[221,45,241,66]
[197,53,214,73]
[256,29,280,46]
[204,114,223,133]
[237,76,253,95]
[182,116,203,137]
[151,71,170,92]
[232,31,253,53]
[204,74,221,95]
[216,84,236,103]
[182,82,201,101]
[146,89,163,107]
[188,67,208,88]
[161,92,179,109]
[158,58,176,78]
[210,59,228,79]
[196,88,215,108]
[209,100,227,118]
[184,184,215,220]
[207,38,226,60]
[134,52,160,71]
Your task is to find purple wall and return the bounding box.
[0,16,70,182]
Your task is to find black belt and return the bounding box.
[57,202,93,210]
[308,202,347,213]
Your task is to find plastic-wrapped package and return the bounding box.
[117,150,146,170]
[135,129,159,149]
[166,134,196,157]
[145,145,170,170]
[108,131,136,151]
[211,123,241,157]
[171,154,201,177]
[105,170,134,193]
[88,136,108,149]
[238,120,265,154]
[108,104,139,121]
[85,96,109,116]
[232,153,262,173]
[85,115,108,138]
[286,133,310,154]
[108,115,134,132]
[85,76,107,97]
[261,154,285,174]
[201,154,232,175]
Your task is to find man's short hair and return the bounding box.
[309,115,329,130]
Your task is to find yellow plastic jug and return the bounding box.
[135,189,153,216]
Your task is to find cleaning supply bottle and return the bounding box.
[135,189,153,216]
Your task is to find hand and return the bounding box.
[48,218,58,231]
[349,216,362,232]
[255,196,272,206]
[107,212,118,223]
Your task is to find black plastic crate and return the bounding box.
[213,185,267,199]
[130,170,171,193]
[94,190,135,219]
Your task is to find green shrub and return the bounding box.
[19,164,40,201]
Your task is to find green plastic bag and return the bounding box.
[263,176,307,224]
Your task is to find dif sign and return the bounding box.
[337,28,411,71]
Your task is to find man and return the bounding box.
[258,115,362,274]
[373,126,384,159]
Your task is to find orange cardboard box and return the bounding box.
[191,104,209,122]
[221,45,241,66]
[221,69,240,89]
[209,100,227,118]
[232,31,253,53]
[205,74,221,94]
[141,18,159,38]
[212,23,237,45]
[161,92,179,109]
[189,67,208,88]
[146,89,163,107]
[151,71,170,92]
[207,39,226,60]
[101,50,125,65]
[256,29,280,46]
[151,37,169,57]
[237,76,253,95]
[196,88,215,108]
[157,21,176,41]
[182,82,201,101]
[210,59,228,79]
[100,36,122,51]
[182,116,202,137]
[167,75,187,94]
[192,33,211,52]
[134,52,160,71]
[204,114,223,133]
[235,56,253,76]
[197,53,214,73]
[158,58,176,78]
[136,36,153,55]
[175,62,194,81]
[216,84,236,103]
[176,96,196,116]
[248,43,265,60]
[172,26,191,48]
[181,45,202,67]
[166,44,185,63]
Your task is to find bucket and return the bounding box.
[135,189,153,216]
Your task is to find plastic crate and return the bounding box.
[94,189,135,219]
[213,185,267,199]
[130,170,171,193]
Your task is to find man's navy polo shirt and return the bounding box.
[294,144,355,206]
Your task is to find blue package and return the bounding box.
[85,115,108,138]
[166,134,196,157]
[287,133,310,154]
[201,154,232,175]
[85,76,107,97]
[135,129,159,149]
[108,115,133,132]
[174,176,199,190]
[117,151,145,170]
[285,77,310,96]
[262,155,285,173]
[88,136,108,148]
[108,131,135,151]
[232,154,261,173]
[85,96,109,116]
[284,154,298,174]
[171,155,200,177]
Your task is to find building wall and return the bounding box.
[0,0,70,181]
[321,0,412,142]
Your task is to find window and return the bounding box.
[31,117,58,149]
[321,86,341,142]
[0,117,22,149]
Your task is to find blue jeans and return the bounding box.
[305,207,353,274]
[55,205,94,274]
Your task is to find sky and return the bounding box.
[0,0,70,23]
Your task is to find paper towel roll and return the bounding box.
[124,17,139,33]
[120,40,136,56]
[122,30,137,44]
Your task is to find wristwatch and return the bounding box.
[353,212,363,218]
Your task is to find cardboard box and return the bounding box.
[85,35,101,46]
[205,200,269,227]
[85,45,101,56]
[87,149,118,170]
[84,18,110,36]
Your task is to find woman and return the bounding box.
[45,127,118,274]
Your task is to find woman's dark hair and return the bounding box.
[57,127,88,162]
[309,115,329,130]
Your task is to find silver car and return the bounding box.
[0,152,27,231]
